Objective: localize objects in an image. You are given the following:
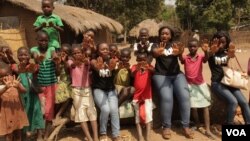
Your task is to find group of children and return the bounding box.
[1,0,250,141]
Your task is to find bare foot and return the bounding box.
[138,135,143,141]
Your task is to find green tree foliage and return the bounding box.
[175,0,250,32]
[65,0,164,31]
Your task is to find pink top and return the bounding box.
[68,60,91,87]
[183,54,205,85]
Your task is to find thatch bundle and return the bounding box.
[129,19,159,37]
[5,0,123,34]
[0,36,9,47]
[0,28,27,54]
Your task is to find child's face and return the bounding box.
[160,28,172,43]
[0,67,11,79]
[188,41,198,55]
[18,49,30,64]
[61,46,70,55]
[109,46,118,57]
[139,31,149,43]
[120,51,131,63]
[72,47,83,59]
[37,34,49,50]
[98,43,109,58]
[83,31,95,41]
[42,0,54,16]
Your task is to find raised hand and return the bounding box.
[210,38,220,54]
[88,38,95,50]
[12,75,21,88]
[96,57,104,70]
[52,54,61,65]
[49,21,54,27]
[61,52,68,62]
[2,75,12,88]
[120,62,130,69]
[41,22,47,28]
[155,42,165,56]
[136,61,148,71]
[201,39,209,52]
[26,63,37,73]
[109,58,117,70]
[36,55,45,63]
[227,43,236,58]
[172,42,184,56]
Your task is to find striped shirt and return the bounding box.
[30,46,57,86]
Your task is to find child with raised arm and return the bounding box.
[11,47,45,140]
[34,0,64,50]
[133,28,153,63]
[0,46,16,65]
[0,62,28,141]
[30,30,59,140]
[114,48,134,106]
[179,38,216,139]
[131,53,154,141]
[91,43,121,141]
[67,44,98,141]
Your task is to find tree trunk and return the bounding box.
[124,30,127,44]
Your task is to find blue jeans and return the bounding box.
[93,89,120,137]
[152,73,191,128]
[211,82,250,124]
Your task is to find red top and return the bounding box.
[131,64,153,101]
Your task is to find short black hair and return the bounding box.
[109,44,118,49]
[120,48,131,56]
[139,28,149,34]
[84,29,95,34]
[71,44,82,50]
[187,38,199,46]
[61,43,71,48]
[37,30,49,39]
[42,0,54,6]
[17,47,29,54]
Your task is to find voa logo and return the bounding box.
[226,129,246,136]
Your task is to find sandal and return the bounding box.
[162,128,171,139]
[100,134,108,141]
[183,128,194,139]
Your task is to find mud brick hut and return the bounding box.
[0,0,123,53]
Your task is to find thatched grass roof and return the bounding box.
[129,19,159,37]
[4,0,123,34]
[0,36,9,47]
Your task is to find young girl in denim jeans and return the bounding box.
[91,43,121,141]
